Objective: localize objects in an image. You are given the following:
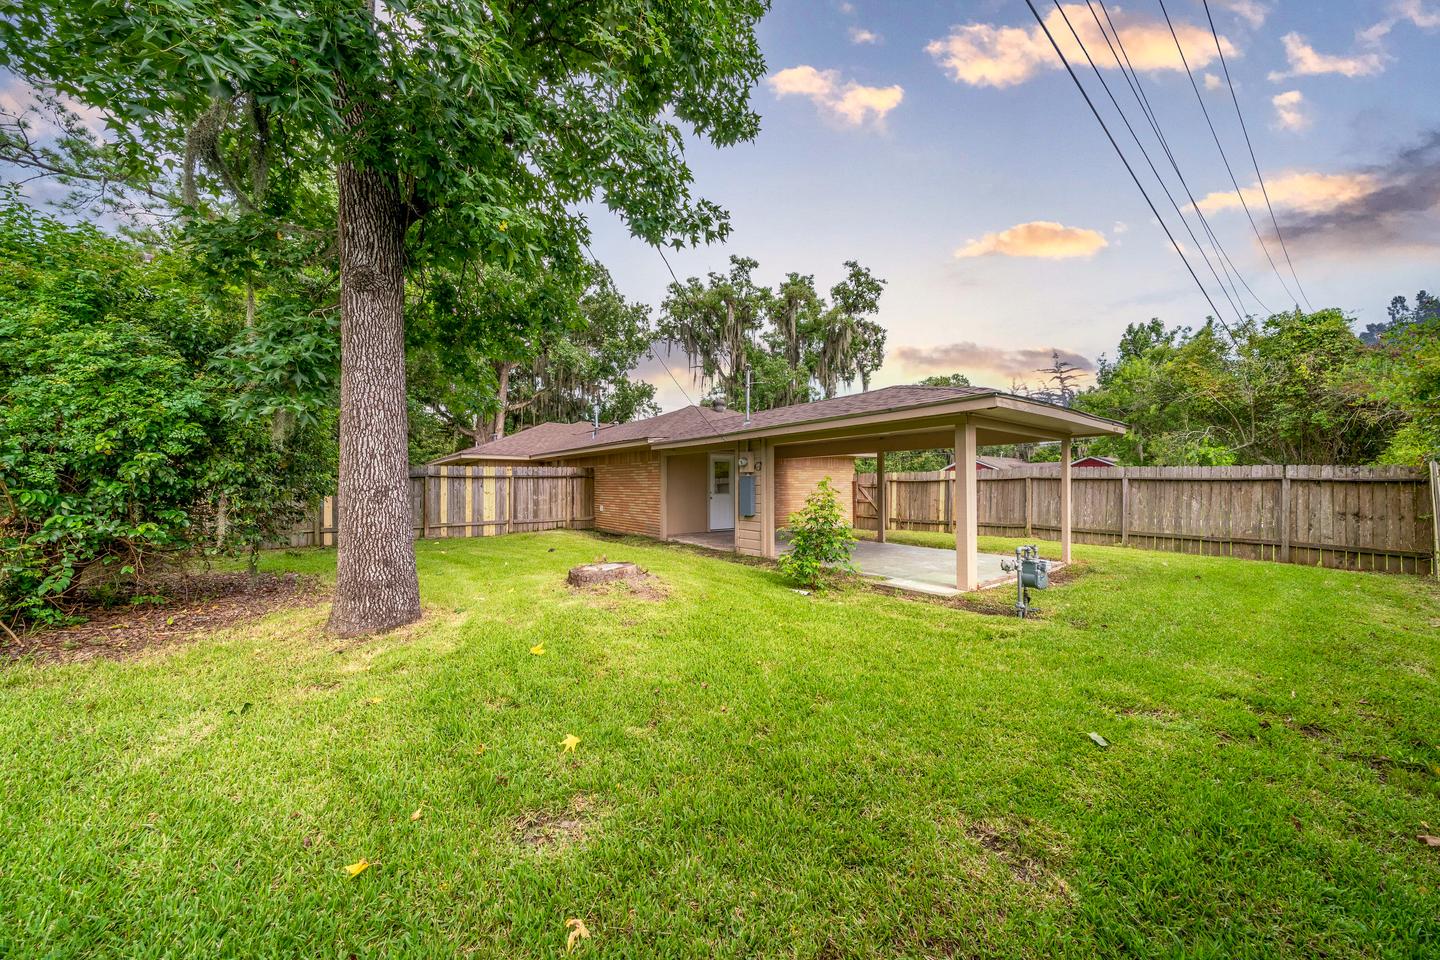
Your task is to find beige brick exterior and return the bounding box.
[775,456,854,528]
[560,450,661,537]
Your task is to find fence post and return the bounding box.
[1024,476,1033,537]
[1120,472,1130,546]
[1430,460,1439,579]
[1279,466,1292,564]
[419,468,431,540]
[506,466,515,535]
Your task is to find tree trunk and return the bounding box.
[327,162,422,637]
[491,361,513,440]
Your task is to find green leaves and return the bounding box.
[776,478,856,591]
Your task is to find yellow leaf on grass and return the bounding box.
[365,697,383,706]
[410,807,423,822]
[475,743,487,755]
[561,734,580,753]
[530,643,546,656]
[345,859,371,877]
[565,918,590,953]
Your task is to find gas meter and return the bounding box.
[999,545,1050,618]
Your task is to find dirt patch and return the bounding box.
[570,572,669,604]
[512,793,594,852]
[962,819,1069,898]
[2,572,324,666]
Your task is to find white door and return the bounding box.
[708,454,735,530]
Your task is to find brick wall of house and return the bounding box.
[775,456,854,528]
[559,450,661,537]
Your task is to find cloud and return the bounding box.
[1268,32,1385,80]
[1271,90,1309,131]
[925,5,1238,89]
[1362,0,1440,43]
[1203,72,1223,90]
[1196,170,1381,215]
[892,342,1095,386]
[1267,130,1440,254]
[766,65,903,127]
[849,27,882,45]
[1215,0,1269,29]
[955,221,1109,259]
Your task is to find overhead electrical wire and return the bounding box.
[1021,0,1234,333]
[1048,0,1245,333]
[1089,0,1271,317]
[1155,0,1304,309]
[1201,0,1312,310]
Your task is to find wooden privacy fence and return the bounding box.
[855,463,1440,576]
[276,465,594,547]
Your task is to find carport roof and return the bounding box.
[434,384,1123,463]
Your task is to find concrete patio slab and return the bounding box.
[667,530,1050,596]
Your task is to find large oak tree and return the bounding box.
[1,0,768,634]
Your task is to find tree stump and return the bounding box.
[567,561,645,588]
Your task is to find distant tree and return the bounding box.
[1033,351,1085,407]
[816,261,887,397]
[1369,289,1440,464]
[1077,310,1401,465]
[660,255,768,406]
[661,256,888,409]
[918,373,972,388]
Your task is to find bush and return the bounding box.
[777,477,856,590]
[0,203,335,628]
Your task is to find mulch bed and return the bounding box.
[2,572,326,666]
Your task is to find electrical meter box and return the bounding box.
[738,474,757,517]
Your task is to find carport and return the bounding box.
[653,386,1125,592]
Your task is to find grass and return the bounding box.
[2,530,1439,958]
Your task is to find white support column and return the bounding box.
[955,419,978,591]
[875,451,887,543]
[1060,436,1073,563]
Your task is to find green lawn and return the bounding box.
[3,531,1439,958]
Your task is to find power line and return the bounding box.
[1201,0,1312,310]
[1090,0,1271,317]
[1155,0,1302,308]
[1021,0,1234,332]
[1049,0,1245,332]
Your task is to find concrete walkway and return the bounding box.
[669,530,1032,596]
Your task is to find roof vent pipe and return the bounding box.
[744,369,752,425]
[592,402,599,438]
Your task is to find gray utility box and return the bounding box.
[738,474,757,518]
[1020,553,1049,589]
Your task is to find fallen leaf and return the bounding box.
[566,918,591,953]
[410,807,423,822]
[530,643,546,656]
[475,744,488,755]
[1419,834,1440,848]
[561,733,581,753]
[1088,732,1110,749]
[345,859,371,877]
[365,697,383,706]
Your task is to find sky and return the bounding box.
[584,0,1440,410]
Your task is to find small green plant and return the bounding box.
[777,477,856,590]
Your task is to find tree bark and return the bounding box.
[327,161,422,637]
[491,361,514,440]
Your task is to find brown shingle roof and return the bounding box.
[438,384,1001,462]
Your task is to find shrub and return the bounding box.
[777,477,856,590]
[0,203,335,628]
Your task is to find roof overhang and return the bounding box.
[449,392,1123,462]
[651,391,1122,454]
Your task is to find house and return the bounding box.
[941,453,1118,472]
[434,384,1125,590]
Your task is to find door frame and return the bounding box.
[707,453,736,531]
